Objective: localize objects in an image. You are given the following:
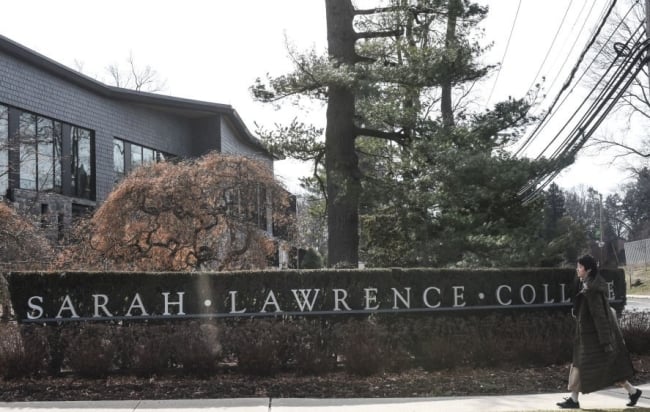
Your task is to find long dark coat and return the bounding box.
[572,274,634,393]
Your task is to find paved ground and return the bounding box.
[626,294,650,312]
[0,384,648,411]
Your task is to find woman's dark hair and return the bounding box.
[577,254,598,276]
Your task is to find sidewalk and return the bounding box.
[0,384,648,411]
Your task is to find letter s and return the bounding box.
[27,296,44,320]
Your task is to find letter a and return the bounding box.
[125,293,148,317]
[56,295,80,318]
[261,290,281,313]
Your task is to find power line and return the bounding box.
[536,36,644,178]
[514,0,621,156]
[485,0,522,107]
[521,22,643,197]
[542,22,644,160]
[546,38,644,160]
[535,0,596,109]
[524,0,575,96]
[521,37,649,203]
[521,4,641,161]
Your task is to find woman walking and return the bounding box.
[557,255,642,409]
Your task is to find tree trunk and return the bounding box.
[325,0,360,267]
[441,0,461,128]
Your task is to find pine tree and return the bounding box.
[253,0,494,267]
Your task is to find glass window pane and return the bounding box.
[71,126,92,199]
[53,122,62,191]
[142,147,154,164]
[131,144,142,168]
[37,118,55,191]
[114,139,125,183]
[79,129,91,198]
[19,113,37,190]
[0,105,7,196]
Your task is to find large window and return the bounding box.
[114,137,172,182]
[19,112,62,192]
[1,104,95,200]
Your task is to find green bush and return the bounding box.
[301,248,323,269]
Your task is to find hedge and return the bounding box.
[1,268,627,322]
[0,268,635,378]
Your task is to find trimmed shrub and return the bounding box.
[334,319,388,376]
[222,319,287,376]
[406,317,469,371]
[4,267,625,377]
[415,334,465,371]
[290,320,338,375]
[171,322,222,376]
[115,323,177,377]
[620,311,650,355]
[507,312,573,366]
[0,310,585,378]
[399,313,574,371]
[0,323,49,379]
[64,324,117,378]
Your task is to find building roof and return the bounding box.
[0,34,272,157]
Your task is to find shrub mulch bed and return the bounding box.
[1,355,649,402]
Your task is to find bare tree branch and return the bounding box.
[591,137,650,158]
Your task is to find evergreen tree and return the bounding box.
[622,167,650,240]
[253,0,493,267]
[543,183,565,239]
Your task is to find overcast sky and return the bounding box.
[1,0,644,195]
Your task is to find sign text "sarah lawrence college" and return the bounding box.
[5,269,626,323]
[21,282,617,323]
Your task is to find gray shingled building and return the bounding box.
[0,34,278,239]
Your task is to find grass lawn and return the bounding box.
[624,266,650,295]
